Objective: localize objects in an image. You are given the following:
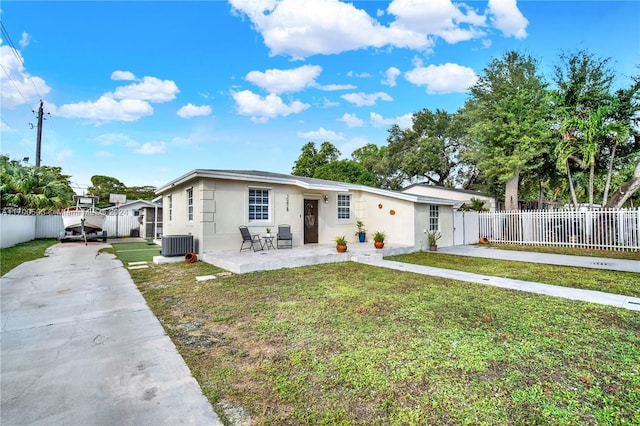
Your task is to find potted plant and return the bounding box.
[427,230,441,251]
[335,235,348,253]
[372,231,385,249]
[355,220,366,243]
[265,227,271,237]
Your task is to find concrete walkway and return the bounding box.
[364,259,640,311]
[356,245,640,311]
[1,242,221,426]
[436,245,640,273]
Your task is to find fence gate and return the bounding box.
[453,211,464,245]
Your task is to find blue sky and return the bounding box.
[1,1,638,194]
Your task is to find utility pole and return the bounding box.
[35,100,44,167]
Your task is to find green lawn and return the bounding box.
[386,252,640,297]
[130,261,640,425]
[485,243,640,261]
[110,241,161,263]
[0,239,59,276]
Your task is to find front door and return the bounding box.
[303,199,318,244]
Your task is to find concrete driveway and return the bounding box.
[1,242,221,425]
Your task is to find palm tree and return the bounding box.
[0,156,74,210]
[561,105,617,209]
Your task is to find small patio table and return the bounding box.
[262,235,276,250]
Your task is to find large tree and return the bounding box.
[291,141,340,177]
[0,156,75,210]
[464,51,553,210]
[351,143,404,189]
[552,50,618,208]
[603,74,640,208]
[87,175,128,208]
[386,109,468,187]
[313,159,376,186]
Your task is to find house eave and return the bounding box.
[155,169,456,206]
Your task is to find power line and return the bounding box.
[0,22,25,69]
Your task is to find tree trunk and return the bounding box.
[602,142,617,206]
[566,160,579,209]
[504,171,519,211]
[605,160,640,208]
[588,160,595,210]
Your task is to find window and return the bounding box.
[168,195,172,221]
[187,188,193,221]
[429,205,439,230]
[337,194,351,220]
[248,188,269,221]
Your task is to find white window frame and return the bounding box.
[337,193,351,220]
[187,188,193,222]
[429,205,439,231]
[248,187,270,222]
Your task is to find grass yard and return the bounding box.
[110,241,161,263]
[485,243,640,261]
[387,252,640,297]
[0,238,59,276]
[130,261,640,425]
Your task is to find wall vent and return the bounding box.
[161,234,194,257]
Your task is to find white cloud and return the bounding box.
[177,103,212,118]
[341,91,393,107]
[232,90,309,122]
[245,64,355,93]
[95,150,113,158]
[135,142,167,155]
[229,0,431,59]
[337,113,364,128]
[0,43,51,109]
[246,65,322,93]
[487,0,528,39]
[230,0,527,58]
[370,112,412,129]
[297,128,344,141]
[56,96,154,122]
[382,67,401,87]
[19,32,31,49]
[55,149,73,162]
[322,97,340,107]
[348,71,372,78]
[404,62,477,94]
[94,133,135,146]
[111,70,136,81]
[317,83,357,91]
[111,76,179,103]
[387,0,487,44]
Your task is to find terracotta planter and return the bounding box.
[429,245,437,252]
[479,237,489,244]
[336,243,347,253]
[374,240,384,249]
[184,252,198,263]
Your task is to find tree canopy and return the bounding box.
[0,155,75,210]
[87,175,157,208]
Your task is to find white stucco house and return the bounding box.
[402,183,496,212]
[155,170,459,255]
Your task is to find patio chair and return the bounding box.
[277,224,293,249]
[239,226,263,252]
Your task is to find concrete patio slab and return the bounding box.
[199,242,415,274]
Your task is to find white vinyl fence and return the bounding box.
[1,210,142,248]
[479,208,640,251]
